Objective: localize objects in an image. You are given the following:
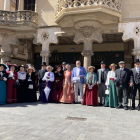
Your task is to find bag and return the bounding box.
[105,89,109,95]
[13,82,21,88]
[44,86,51,99]
[28,84,33,89]
[73,77,80,83]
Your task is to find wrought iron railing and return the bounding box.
[56,0,121,18]
[0,10,38,26]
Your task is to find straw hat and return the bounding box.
[47,65,53,70]
[88,66,95,70]
[109,63,117,69]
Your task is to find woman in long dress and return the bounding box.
[83,66,98,106]
[42,66,54,103]
[7,64,18,104]
[51,65,63,102]
[26,67,37,102]
[105,63,118,108]
[59,64,74,103]
[17,65,27,103]
[0,64,7,105]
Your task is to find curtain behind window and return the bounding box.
[24,0,35,11]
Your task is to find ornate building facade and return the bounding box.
[0,0,139,70]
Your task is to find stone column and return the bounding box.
[81,50,94,71]
[37,28,61,64]
[18,0,24,11]
[35,0,38,12]
[40,51,51,65]
[4,0,11,11]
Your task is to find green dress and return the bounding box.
[105,71,118,108]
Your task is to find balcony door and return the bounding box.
[24,0,35,11]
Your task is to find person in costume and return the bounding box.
[130,59,140,110]
[71,60,86,104]
[0,64,7,105]
[17,65,27,103]
[83,66,98,106]
[105,63,118,108]
[51,65,63,102]
[42,66,54,103]
[97,61,109,106]
[6,64,18,103]
[26,66,37,102]
[62,62,67,71]
[115,61,130,110]
[5,60,10,72]
[60,64,74,103]
[38,62,47,101]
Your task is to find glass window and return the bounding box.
[24,0,35,11]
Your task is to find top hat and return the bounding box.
[100,61,106,64]
[62,62,66,65]
[5,60,10,63]
[119,61,125,64]
[41,62,47,66]
[134,59,140,63]
[0,64,7,69]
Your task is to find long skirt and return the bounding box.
[51,78,63,102]
[59,83,74,103]
[26,81,37,102]
[83,85,98,106]
[41,81,53,103]
[0,81,7,105]
[17,80,27,103]
[105,80,118,108]
[7,79,17,103]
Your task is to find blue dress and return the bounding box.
[0,71,7,105]
[41,72,54,103]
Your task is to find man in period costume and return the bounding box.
[71,60,86,104]
[38,62,47,100]
[5,60,11,72]
[97,61,109,106]
[115,61,130,110]
[62,62,67,71]
[130,59,140,110]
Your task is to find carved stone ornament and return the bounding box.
[134,25,140,36]
[40,51,51,57]
[132,48,140,56]
[41,32,49,41]
[81,50,94,57]
[81,26,94,38]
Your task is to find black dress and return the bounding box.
[26,72,37,102]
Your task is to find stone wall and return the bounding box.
[0,0,4,10]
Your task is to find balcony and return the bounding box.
[55,0,122,27]
[0,10,38,31]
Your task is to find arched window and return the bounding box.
[24,0,35,11]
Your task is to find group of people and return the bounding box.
[0,59,140,111]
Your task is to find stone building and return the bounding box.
[0,0,139,70]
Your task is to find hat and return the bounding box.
[100,61,106,64]
[134,59,140,63]
[56,65,61,68]
[9,64,17,70]
[62,62,66,65]
[28,67,34,70]
[41,62,47,66]
[119,61,125,64]
[109,63,117,69]
[88,66,95,70]
[0,64,7,69]
[18,65,25,70]
[47,65,53,70]
[5,60,10,63]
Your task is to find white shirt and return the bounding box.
[120,68,124,71]
[101,68,105,72]
[6,66,9,72]
[18,72,26,80]
[76,67,80,77]
[136,67,140,73]
[105,71,116,86]
[42,72,54,82]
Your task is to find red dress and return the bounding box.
[6,71,18,103]
[51,72,63,102]
[83,85,98,106]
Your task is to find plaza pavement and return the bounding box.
[0,95,140,140]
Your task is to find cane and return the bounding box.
[130,86,134,111]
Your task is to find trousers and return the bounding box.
[74,83,83,102]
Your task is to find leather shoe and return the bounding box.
[116,104,123,109]
[138,106,140,111]
[124,106,128,110]
[99,103,103,106]
[131,106,135,110]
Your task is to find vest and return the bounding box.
[101,71,105,83]
[136,72,140,84]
